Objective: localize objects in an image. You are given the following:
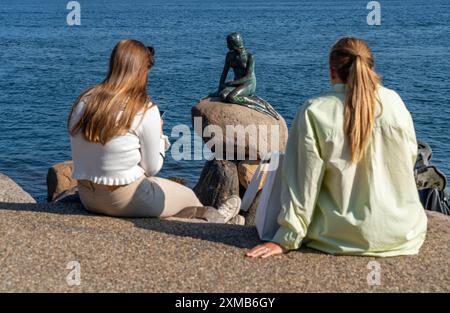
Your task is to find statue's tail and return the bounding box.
[263,101,280,120]
[250,96,280,120]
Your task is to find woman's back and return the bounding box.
[275,84,427,256]
[67,39,223,221]
[247,37,427,259]
[70,99,164,186]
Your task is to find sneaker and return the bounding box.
[217,195,241,223]
[228,215,245,225]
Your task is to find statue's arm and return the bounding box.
[226,54,255,86]
[218,53,231,91]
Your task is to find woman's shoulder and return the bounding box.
[72,90,95,113]
[138,101,159,117]
[300,87,344,116]
[132,101,160,132]
[377,85,403,101]
[133,98,158,114]
[70,95,90,123]
[376,85,409,114]
[376,85,413,127]
[293,87,346,134]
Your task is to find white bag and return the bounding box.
[240,154,271,213]
[240,152,285,241]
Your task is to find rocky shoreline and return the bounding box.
[0,171,449,292]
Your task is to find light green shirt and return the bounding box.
[272,84,427,256]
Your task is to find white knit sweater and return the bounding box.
[69,100,169,185]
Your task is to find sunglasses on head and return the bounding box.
[147,46,155,56]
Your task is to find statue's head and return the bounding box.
[227,32,244,51]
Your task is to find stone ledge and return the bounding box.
[0,198,448,292]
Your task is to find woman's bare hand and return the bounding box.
[245,242,287,259]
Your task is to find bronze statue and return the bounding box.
[209,32,279,120]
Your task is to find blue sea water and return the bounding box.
[0,0,449,201]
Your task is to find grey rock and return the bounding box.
[47,161,77,201]
[193,159,240,208]
[0,173,36,204]
[243,190,261,226]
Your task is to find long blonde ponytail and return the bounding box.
[330,37,381,163]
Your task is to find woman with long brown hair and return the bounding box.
[68,39,242,222]
[247,37,427,258]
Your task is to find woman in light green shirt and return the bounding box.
[246,37,427,258]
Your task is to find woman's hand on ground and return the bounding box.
[245,242,287,258]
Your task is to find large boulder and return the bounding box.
[192,97,288,160]
[0,173,36,203]
[46,161,77,201]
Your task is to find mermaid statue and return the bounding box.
[208,32,279,120]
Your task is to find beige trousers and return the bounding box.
[78,175,203,218]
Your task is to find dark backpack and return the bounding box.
[415,140,449,215]
[419,188,450,216]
